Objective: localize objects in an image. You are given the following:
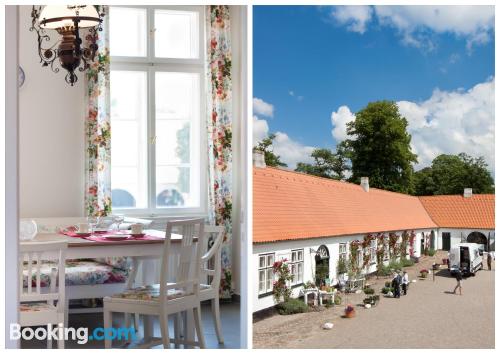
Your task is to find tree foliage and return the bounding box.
[345,100,417,193]
[413,153,494,195]
[295,144,349,180]
[254,133,287,168]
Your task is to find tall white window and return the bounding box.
[290,249,304,285]
[258,253,275,295]
[339,243,347,261]
[109,6,205,215]
[370,239,377,263]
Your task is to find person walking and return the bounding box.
[392,272,401,298]
[453,269,463,295]
[487,251,493,271]
[402,270,409,295]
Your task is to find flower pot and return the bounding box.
[344,310,356,318]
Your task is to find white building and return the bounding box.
[253,164,494,313]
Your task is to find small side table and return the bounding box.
[318,289,337,306]
[302,288,318,306]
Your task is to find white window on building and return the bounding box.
[290,249,304,285]
[357,248,363,268]
[370,239,377,263]
[339,243,347,261]
[258,253,275,295]
[109,6,206,215]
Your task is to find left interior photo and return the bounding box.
[4,5,248,349]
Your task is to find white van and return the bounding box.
[448,243,483,276]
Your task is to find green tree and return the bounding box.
[254,133,287,167]
[413,153,494,195]
[295,145,349,180]
[345,101,417,193]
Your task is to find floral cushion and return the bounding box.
[22,259,129,288]
[111,284,188,301]
[20,302,56,312]
[94,257,131,271]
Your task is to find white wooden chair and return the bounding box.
[103,218,206,349]
[199,225,225,344]
[19,241,67,349]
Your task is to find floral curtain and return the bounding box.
[206,5,233,296]
[84,6,111,217]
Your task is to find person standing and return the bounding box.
[392,272,401,298]
[402,270,409,295]
[453,269,463,295]
[487,252,493,271]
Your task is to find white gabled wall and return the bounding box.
[435,228,495,250]
[253,228,436,312]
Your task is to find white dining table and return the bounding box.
[26,230,196,348]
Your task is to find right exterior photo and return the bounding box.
[252,5,495,349]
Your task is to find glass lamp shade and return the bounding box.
[39,5,100,29]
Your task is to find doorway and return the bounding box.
[442,232,451,251]
[467,231,488,251]
[315,245,330,287]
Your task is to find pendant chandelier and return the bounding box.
[30,5,104,86]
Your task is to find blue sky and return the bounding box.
[253,6,495,170]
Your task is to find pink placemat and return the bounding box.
[60,230,164,243]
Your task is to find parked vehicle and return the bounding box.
[448,243,483,276]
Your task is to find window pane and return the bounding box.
[259,256,265,269]
[267,254,274,267]
[110,7,147,57]
[154,9,199,59]
[155,72,200,120]
[156,166,199,207]
[155,120,190,165]
[110,70,148,208]
[298,250,303,261]
[291,251,296,262]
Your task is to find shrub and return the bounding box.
[363,295,380,305]
[377,265,393,277]
[400,258,415,267]
[381,287,394,294]
[363,287,375,295]
[427,248,437,256]
[275,298,309,315]
[388,260,402,271]
[384,281,391,288]
[334,294,342,305]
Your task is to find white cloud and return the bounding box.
[329,78,495,171]
[253,114,315,169]
[330,5,373,34]
[253,115,269,146]
[329,5,494,51]
[331,105,356,142]
[253,97,274,117]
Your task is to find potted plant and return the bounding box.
[334,294,342,306]
[420,269,429,278]
[442,258,448,265]
[344,304,356,318]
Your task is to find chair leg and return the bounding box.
[103,309,112,349]
[134,314,140,334]
[193,306,206,349]
[159,312,170,349]
[211,297,224,344]
[174,313,181,348]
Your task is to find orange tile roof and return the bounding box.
[253,167,437,243]
[419,194,495,229]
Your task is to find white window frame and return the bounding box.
[339,242,347,261]
[109,5,207,217]
[370,239,377,263]
[258,253,275,295]
[289,249,304,286]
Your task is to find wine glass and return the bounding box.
[87,216,100,234]
[112,214,125,231]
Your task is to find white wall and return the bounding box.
[253,228,436,312]
[18,5,86,217]
[436,228,494,250]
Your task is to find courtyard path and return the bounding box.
[253,252,494,349]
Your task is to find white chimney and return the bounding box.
[464,188,473,198]
[360,177,369,192]
[253,150,266,168]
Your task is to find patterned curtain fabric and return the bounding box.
[206,5,233,296]
[84,5,111,217]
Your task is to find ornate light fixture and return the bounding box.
[30,5,104,86]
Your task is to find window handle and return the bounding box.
[150,136,157,145]
[150,28,156,37]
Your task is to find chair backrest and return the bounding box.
[160,218,205,301]
[19,241,67,311]
[201,225,224,290]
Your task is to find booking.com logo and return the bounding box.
[10,323,136,344]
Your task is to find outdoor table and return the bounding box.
[301,288,318,306]
[346,277,365,292]
[26,231,195,346]
[318,289,337,306]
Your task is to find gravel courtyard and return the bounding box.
[253,251,495,349]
